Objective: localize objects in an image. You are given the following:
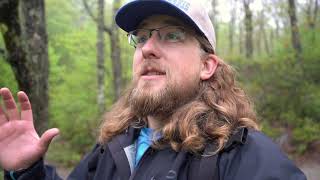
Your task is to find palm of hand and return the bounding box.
[0,88,59,171]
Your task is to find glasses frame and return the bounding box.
[127,25,188,48]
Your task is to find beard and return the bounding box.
[128,73,201,119]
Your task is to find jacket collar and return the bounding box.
[107,127,140,180]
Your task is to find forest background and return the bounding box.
[0,0,319,178]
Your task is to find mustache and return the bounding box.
[138,60,166,75]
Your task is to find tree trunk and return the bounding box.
[275,19,280,39]
[97,0,106,114]
[312,0,319,42]
[82,0,123,102]
[109,1,122,101]
[229,0,236,53]
[211,0,219,46]
[313,0,319,28]
[0,0,49,134]
[287,0,303,61]
[239,22,244,55]
[269,30,274,54]
[255,30,262,56]
[306,0,319,42]
[305,0,319,29]
[243,0,253,58]
[259,11,270,56]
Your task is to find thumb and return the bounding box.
[39,128,60,151]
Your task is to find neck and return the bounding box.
[147,115,166,129]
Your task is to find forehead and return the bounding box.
[138,15,190,29]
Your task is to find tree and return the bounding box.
[239,22,244,55]
[96,0,106,114]
[83,0,123,104]
[287,0,303,62]
[210,0,219,45]
[108,1,122,101]
[229,0,237,53]
[0,0,49,133]
[257,10,270,56]
[305,0,319,42]
[306,0,319,29]
[243,0,253,58]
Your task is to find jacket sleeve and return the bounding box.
[4,159,62,180]
[219,130,307,180]
[3,144,101,180]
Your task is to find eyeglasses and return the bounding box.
[127,26,187,48]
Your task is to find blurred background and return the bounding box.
[0,0,319,179]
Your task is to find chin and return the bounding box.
[139,80,166,90]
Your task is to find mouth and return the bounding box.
[141,67,166,77]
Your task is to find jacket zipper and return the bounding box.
[129,147,153,180]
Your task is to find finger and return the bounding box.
[0,88,19,121]
[0,105,8,126]
[39,128,60,151]
[17,91,33,121]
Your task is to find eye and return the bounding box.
[137,35,148,44]
[164,30,185,42]
[135,29,150,44]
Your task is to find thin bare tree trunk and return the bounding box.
[312,0,319,42]
[97,0,106,114]
[306,0,319,42]
[243,0,253,58]
[239,22,244,55]
[259,11,270,56]
[314,0,319,27]
[275,19,280,39]
[255,30,262,56]
[82,0,123,102]
[229,0,236,53]
[211,0,219,46]
[0,0,49,134]
[287,0,303,61]
[269,30,274,54]
[109,1,122,101]
[270,0,281,39]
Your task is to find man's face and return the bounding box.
[129,15,205,117]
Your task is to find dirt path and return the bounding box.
[299,161,320,180]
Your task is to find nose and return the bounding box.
[141,32,161,59]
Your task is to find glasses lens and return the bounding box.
[128,26,186,47]
[128,29,150,47]
[160,26,186,42]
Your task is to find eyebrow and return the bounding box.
[138,19,185,29]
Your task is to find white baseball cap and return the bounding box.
[115,0,216,53]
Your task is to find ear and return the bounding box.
[200,54,219,80]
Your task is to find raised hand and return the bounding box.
[0,87,59,171]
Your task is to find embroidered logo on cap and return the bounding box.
[166,0,190,11]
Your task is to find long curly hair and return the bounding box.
[98,35,259,154]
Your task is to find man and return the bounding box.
[0,0,306,179]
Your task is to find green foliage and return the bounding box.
[292,118,320,153]
[46,0,120,163]
[46,139,82,167]
[0,58,18,92]
[49,27,101,155]
[227,29,320,154]
[46,0,81,36]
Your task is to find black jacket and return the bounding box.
[5,127,306,180]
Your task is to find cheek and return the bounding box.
[132,51,142,75]
[170,63,201,85]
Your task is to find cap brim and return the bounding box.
[115,1,199,33]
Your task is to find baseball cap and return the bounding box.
[115,0,216,53]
